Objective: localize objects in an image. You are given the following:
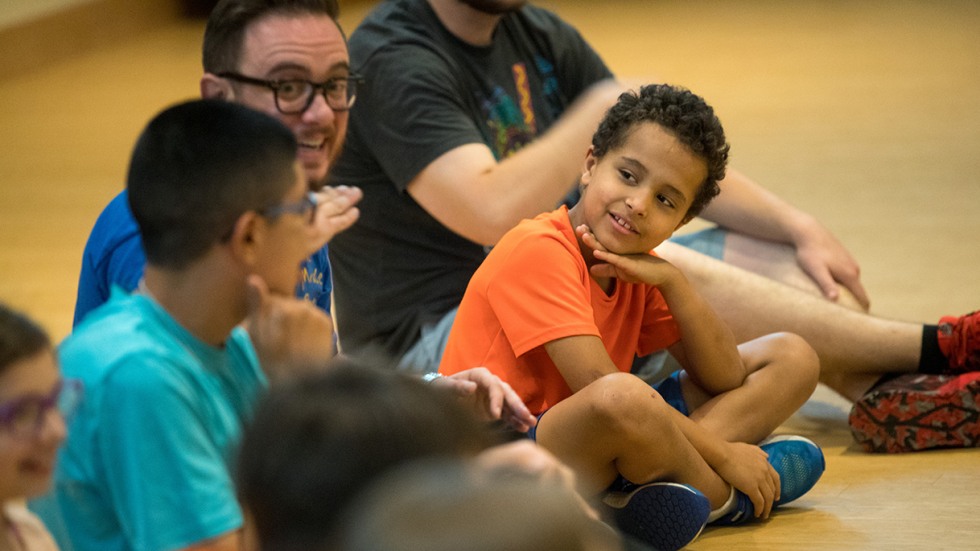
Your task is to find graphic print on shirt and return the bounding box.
[300,264,327,308]
[481,57,560,160]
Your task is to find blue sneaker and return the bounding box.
[711,435,824,526]
[760,435,825,505]
[709,489,755,526]
[602,482,710,551]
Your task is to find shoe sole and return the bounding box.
[849,372,980,452]
[603,482,710,551]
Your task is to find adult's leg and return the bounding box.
[722,232,867,311]
[535,372,731,508]
[680,332,820,443]
[670,228,866,311]
[656,241,922,401]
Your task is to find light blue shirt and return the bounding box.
[35,289,266,551]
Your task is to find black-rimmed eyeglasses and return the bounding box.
[217,72,364,114]
[259,191,319,225]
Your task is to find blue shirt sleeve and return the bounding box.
[73,191,146,327]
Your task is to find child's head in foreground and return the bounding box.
[236,358,495,550]
[0,304,74,503]
[570,83,729,256]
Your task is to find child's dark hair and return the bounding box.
[592,84,729,218]
[0,303,51,374]
[127,99,298,269]
[236,358,496,551]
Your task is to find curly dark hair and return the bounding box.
[591,84,729,219]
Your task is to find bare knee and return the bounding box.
[766,331,820,396]
[587,373,673,437]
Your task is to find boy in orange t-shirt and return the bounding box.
[441,84,825,550]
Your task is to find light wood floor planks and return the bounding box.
[0,1,977,549]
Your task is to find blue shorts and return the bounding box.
[527,371,688,441]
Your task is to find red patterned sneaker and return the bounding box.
[848,372,980,453]
[938,311,980,374]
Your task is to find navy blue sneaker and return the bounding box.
[602,482,710,551]
[709,489,755,526]
[760,435,825,505]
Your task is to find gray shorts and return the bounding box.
[397,307,458,374]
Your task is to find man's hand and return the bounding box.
[434,367,536,432]
[244,274,335,382]
[793,219,870,309]
[307,185,362,254]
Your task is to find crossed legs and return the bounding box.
[536,332,819,509]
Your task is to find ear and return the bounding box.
[201,73,234,101]
[580,146,598,188]
[226,211,265,267]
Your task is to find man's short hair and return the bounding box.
[127,99,297,269]
[591,84,730,219]
[202,0,340,74]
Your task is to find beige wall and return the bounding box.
[0,0,181,79]
[0,0,96,30]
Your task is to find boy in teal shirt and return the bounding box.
[37,100,336,551]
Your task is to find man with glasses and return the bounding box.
[72,0,363,329]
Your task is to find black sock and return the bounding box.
[917,324,945,374]
[869,372,901,391]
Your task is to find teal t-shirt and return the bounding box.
[35,289,266,551]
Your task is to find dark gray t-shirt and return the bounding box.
[329,0,613,359]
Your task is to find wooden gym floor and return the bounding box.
[0,1,977,549]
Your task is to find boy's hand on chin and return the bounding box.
[576,224,678,287]
[244,274,335,382]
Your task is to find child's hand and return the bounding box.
[436,368,537,432]
[714,441,780,520]
[244,274,336,381]
[575,224,679,287]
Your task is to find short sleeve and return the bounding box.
[353,45,486,192]
[485,231,599,357]
[97,361,241,551]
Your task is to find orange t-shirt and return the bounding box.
[439,206,680,415]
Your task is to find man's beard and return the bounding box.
[458,0,528,15]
